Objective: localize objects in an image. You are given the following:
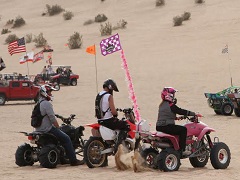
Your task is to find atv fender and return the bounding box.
[197,127,215,141]
[154,132,180,150]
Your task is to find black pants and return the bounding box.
[98,117,129,131]
[156,124,187,151]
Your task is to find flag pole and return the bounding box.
[227,45,233,86]
[94,44,98,93]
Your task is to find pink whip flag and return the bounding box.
[100,33,122,56]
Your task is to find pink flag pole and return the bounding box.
[120,49,141,122]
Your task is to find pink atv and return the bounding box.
[138,115,231,172]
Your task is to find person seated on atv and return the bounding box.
[96,79,130,152]
[35,84,83,166]
[156,87,202,156]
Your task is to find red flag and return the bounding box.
[86,45,96,55]
[33,51,44,63]
[8,37,26,56]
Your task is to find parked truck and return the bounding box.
[0,79,39,105]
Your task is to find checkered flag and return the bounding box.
[222,45,228,54]
[100,33,122,56]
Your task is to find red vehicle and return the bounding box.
[84,108,136,168]
[0,79,39,105]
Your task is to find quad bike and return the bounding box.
[136,115,231,172]
[84,108,136,168]
[15,114,85,168]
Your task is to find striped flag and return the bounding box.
[8,37,26,55]
[100,33,122,56]
[222,45,228,54]
[33,51,44,63]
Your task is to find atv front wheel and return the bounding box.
[15,143,34,166]
[141,147,159,168]
[234,108,240,117]
[84,136,108,168]
[156,149,181,172]
[210,142,231,169]
[70,79,77,86]
[39,145,59,168]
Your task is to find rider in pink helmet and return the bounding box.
[156,87,202,157]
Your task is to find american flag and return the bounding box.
[100,33,122,56]
[8,37,26,56]
[33,51,44,63]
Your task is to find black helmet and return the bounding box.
[103,79,119,92]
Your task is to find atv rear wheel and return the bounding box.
[221,103,233,116]
[141,147,159,168]
[156,149,181,172]
[84,136,108,168]
[15,143,34,166]
[210,142,231,169]
[39,145,59,168]
[234,108,240,117]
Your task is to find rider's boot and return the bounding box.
[114,130,128,154]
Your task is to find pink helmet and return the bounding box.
[161,87,178,102]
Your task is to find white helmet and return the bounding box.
[39,84,57,101]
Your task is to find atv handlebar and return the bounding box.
[177,115,200,123]
[55,114,76,125]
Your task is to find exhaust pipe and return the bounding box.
[153,141,171,148]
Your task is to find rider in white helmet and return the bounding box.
[36,84,83,166]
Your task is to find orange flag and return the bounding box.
[86,44,96,55]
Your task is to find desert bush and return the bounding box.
[63,11,74,20]
[46,4,64,16]
[95,14,108,23]
[1,28,11,34]
[195,0,204,3]
[68,32,83,49]
[100,22,112,36]
[156,0,165,6]
[12,16,26,28]
[181,12,191,21]
[33,33,47,47]
[25,33,33,43]
[6,19,14,25]
[83,19,94,25]
[5,34,18,44]
[112,19,127,30]
[173,16,183,26]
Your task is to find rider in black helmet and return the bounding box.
[96,79,129,152]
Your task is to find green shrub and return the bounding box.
[63,11,74,20]
[68,32,83,49]
[33,33,47,47]
[12,16,26,28]
[100,22,112,36]
[25,33,33,43]
[173,16,183,26]
[113,19,127,30]
[5,34,19,44]
[181,12,191,21]
[1,28,11,34]
[95,14,108,23]
[156,0,165,6]
[83,19,94,25]
[46,4,64,16]
[6,19,14,25]
[195,0,204,3]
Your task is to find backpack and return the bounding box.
[31,100,46,128]
[95,92,109,119]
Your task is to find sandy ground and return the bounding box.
[1,0,240,179]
